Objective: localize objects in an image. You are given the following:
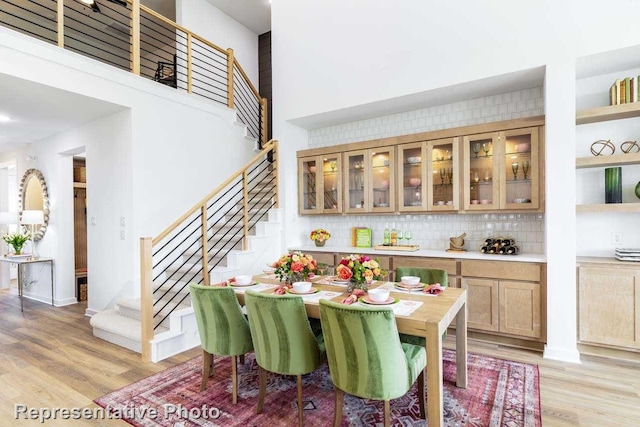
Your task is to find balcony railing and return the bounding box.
[0,0,267,146]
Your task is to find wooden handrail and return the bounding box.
[152,140,277,245]
[140,237,153,362]
[233,58,261,100]
[57,0,64,47]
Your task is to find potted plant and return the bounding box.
[2,228,31,255]
[310,228,331,247]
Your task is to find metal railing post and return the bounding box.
[140,237,153,362]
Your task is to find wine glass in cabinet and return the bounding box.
[398,142,426,211]
[321,155,342,213]
[463,132,500,210]
[344,150,367,213]
[500,127,539,210]
[428,138,460,211]
[370,148,395,213]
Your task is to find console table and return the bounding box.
[0,256,54,312]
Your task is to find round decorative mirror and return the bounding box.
[19,168,50,241]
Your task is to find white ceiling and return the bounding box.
[205,0,271,34]
[0,73,126,152]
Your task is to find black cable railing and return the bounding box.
[0,0,57,45]
[191,37,228,105]
[147,142,277,329]
[233,64,261,140]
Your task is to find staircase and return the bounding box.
[91,141,280,362]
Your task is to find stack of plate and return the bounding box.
[615,248,640,262]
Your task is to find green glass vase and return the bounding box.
[604,167,622,204]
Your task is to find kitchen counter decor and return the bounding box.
[480,237,520,255]
[310,228,331,247]
[271,251,318,284]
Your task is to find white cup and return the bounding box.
[368,288,390,302]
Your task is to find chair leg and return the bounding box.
[231,355,238,404]
[200,350,214,391]
[383,400,391,427]
[417,369,426,419]
[297,374,304,427]
[333,387,344,427]
[239,354,245,365]
[257,366,267,414]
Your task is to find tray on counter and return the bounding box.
[373,244,420,252]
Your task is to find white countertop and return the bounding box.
[289,245,546,263]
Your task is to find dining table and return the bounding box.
[233,274,467,427]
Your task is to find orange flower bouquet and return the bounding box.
[272,251,317,284]
[337,254,385,292]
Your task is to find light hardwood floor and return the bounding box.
[1,289,638,426]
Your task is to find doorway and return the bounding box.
[73,156,88,302]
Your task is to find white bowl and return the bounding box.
[368,288,390,302]
[409,178,422,186]
[407,156,421,164]
[235,275,253,286]
[292,281,312,293]
[401,276,420,286]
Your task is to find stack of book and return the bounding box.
[610,77,640,105]
[615,248,640,262]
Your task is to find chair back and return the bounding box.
[396,266,448,287]
[189,284,253,356]
[319,299,411,400]
[244,290,324,375]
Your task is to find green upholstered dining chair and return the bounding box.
[189,283,254,404]
[395,266,449,346]
[319,299,426,427]
[244,290,326,427]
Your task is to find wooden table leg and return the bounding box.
[18,263,23,312]
[425,323,443,427]
[50,261,54,307]
[456,300,468,388]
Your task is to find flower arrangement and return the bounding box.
[2,228,31,255]
[310,228,331,247]
[337,254,385,292]
[272,251,317,283]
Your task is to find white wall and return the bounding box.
[271,0,640,363]
[176,0,259,87]
[0,27,258,312]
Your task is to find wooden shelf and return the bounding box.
[576,203,640,213]
[73,182,87,188]
[576,102,640,125]
[576,152,640,169]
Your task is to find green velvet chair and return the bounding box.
[244,290,326,427]
[396,266,449,346]
[319,299,426,427]
[189,283,253,404]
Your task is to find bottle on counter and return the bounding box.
[390,223,398,246]
[383,223,391,245]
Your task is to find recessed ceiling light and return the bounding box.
[0,115,11,123]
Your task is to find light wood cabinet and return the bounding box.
[578,264,640,350]
[344,147,395,213]
[298,154,342,215]
[461,260,544,339]
[462,127,540,211]
[397,138,460,212]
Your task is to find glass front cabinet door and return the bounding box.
[398,142,427,211]
[463,132,501,211]
[344,148,395,213]
[463,128,539,211]
[428,138,460,211]
[297,155,343,214]
[500,127,539,210]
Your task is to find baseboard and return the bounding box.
[85,308,98,317]
[578,343,640,364]
[543,345,582,364]
[54,297,78,306]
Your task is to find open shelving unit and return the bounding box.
[575,102,640,213]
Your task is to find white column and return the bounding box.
[543,59,581,363]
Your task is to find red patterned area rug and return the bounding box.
[95,349,541,426]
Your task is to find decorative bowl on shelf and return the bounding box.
[514,142,531,153]
[408,178,421,186]
[309,166,316,173]
[407,156,421,164]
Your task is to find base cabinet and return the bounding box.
[578,265,640,350]
[461,260,544,340]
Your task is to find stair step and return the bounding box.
[90,309,168,354]
[117,297,191,321]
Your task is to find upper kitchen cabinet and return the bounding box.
[344,147,395,213]
[463,127,541,211]
[398,138,460,212]
[298,154,343,215]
